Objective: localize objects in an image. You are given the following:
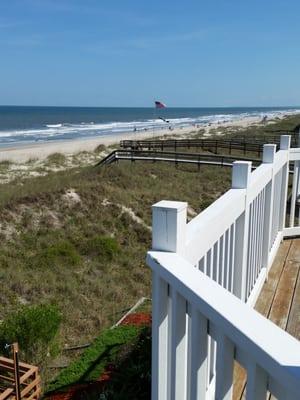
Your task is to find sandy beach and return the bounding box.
[0,114,286,163]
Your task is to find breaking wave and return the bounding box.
[0,108,299,145]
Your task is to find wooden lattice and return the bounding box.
[0,355,41,400]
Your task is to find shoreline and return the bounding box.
[0,114,292,163]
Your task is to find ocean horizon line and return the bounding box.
[1,104,300,109]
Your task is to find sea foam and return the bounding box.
[0,108,299,144]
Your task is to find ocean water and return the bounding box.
[0,106,299,147]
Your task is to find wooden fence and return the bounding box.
[147,134,300,399]
[0,355,40,400]
[120,138,265,155]
[97,149,260,168]
[120,133,298,154]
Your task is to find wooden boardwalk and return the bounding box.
[233,238,300,399]
[96,149,260,167]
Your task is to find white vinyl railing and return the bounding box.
[147,134,300,399]
[151,136,291,305]
[288,131,300,232]
[147,252,300,400]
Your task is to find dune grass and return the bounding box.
[0,160,231,358]
[0,114,299,385]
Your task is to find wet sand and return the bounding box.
[0,115,278,163]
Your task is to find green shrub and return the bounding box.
[0,160,11,171]
[0,304,62,364]
[47,325,141,393]
[46,153,66,166]
[94,144,106,153]
[34,240,81,268]
[80,236,120,261]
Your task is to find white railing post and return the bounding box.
[151,200,188,400]
[297,129,300,223]
[262,144,276,271]
[279,135,291,231]
[231,161,252,301]
[152,200,187,255]
[290,162,299,228]
[290,130,300,227]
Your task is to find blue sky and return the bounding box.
[0,0,300,107]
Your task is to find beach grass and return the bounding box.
[45,152,67,167]
[0,159,232,376]
[0,114,299,384]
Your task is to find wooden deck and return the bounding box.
[233,238,300,399]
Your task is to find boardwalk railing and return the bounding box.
[120,138,266,156]
[147,134,300,399]
[97,149,260,168]
[120,133,299,153]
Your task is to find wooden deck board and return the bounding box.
[255,240,291,317]
[285,240,300,341]
[287,238,300,261]
[286,269,300,339]
[268,259,299,329]
[232,239,300,400]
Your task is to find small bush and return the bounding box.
[0,160,11,169]
[200,198,212,210]
[80,236,120,261]
[95,144,106,153]
[26,157,38,165]
[46,153,66,166]
[34,240,81,268]
[0,304,62,364]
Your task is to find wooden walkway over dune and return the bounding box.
[120,138,267,156]
[233,238,300,399]
[96,149,261,168]
[120,134,299,154]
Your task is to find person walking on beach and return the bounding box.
[262,115,268,124]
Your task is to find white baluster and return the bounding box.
[231,161,252,301]
[289,130,300,227]
[224,229,230,290]
[152,272,169,400]
[215,333,234,400]
[247,201,254,296]
[246,363,267,400]
[289,160,299,227]
[262,144,276,272]
[187,305,208,400]
[279,135,290,231]
[229,223,235,293]
[170,289,188,400]
[297,129,300,222]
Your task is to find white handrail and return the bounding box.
[147,251,300,400]
[152,136,291,304]
[148,133,300,400]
